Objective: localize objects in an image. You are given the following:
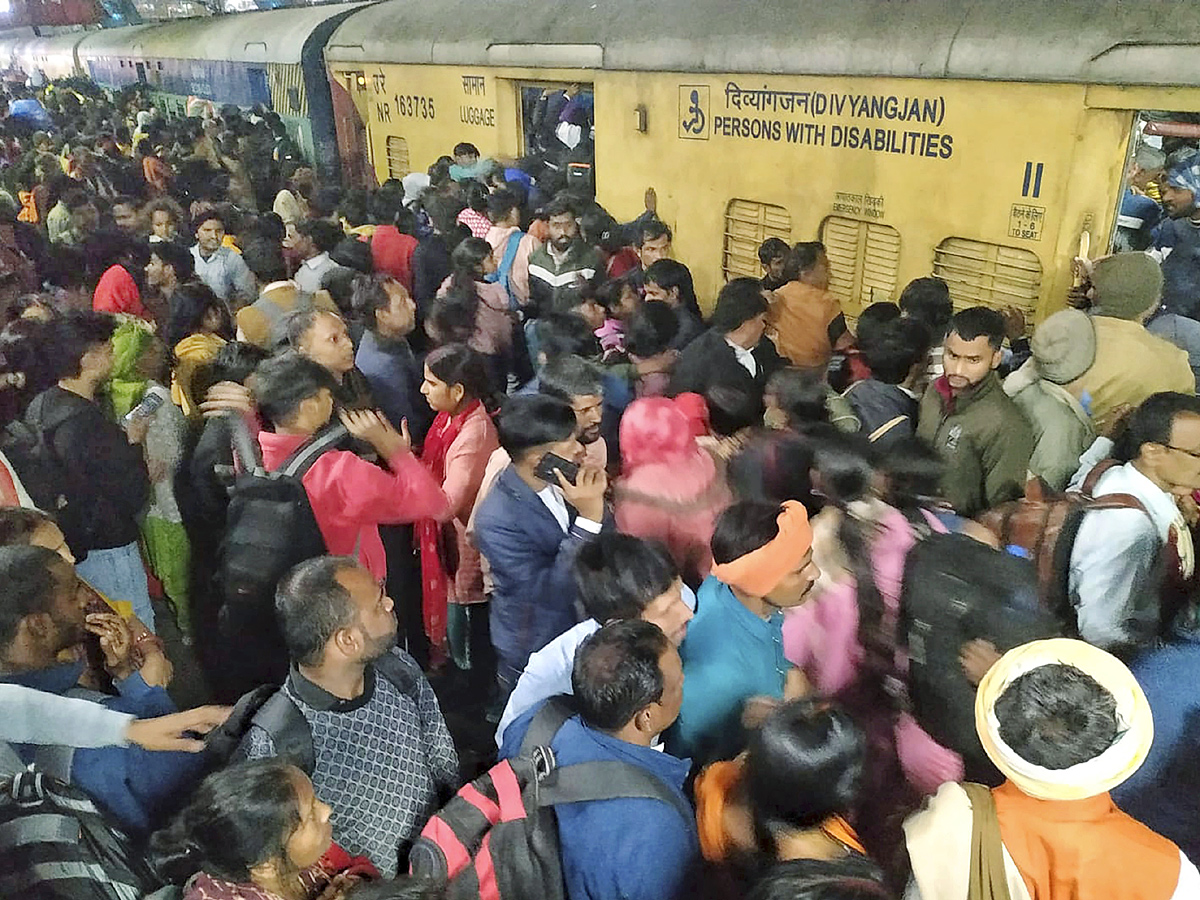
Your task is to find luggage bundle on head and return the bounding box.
[215,418,346,691]
[898,530,1063,782]
[409,698,692,900]
[0,744,160,900]
[975,460,1148,627]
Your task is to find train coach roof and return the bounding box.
[323,0,1200,86]
[78,3,365,65]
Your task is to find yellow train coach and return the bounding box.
[324,0,1200,321]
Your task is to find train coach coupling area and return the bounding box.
[0,70,1199,900]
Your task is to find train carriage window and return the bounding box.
[932,237,1042,317]
[819,216,901,315]
[386,136,410,180]
[723,199,791,281]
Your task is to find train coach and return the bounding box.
[323,0,1200,322]
[75,3,364,180]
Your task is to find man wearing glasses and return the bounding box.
[1068,392,1200,653]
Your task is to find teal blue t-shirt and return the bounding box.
[666,575,790,765]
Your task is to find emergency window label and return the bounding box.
[1009,204,1046,241]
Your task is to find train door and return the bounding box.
[329,70,374,188]
[135,61,146,83]
[247,67,271,108]
[1109,111,1200,254]
[518,80,595,196]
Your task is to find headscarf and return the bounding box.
[107,317,155,418]
[974,638,1153,801]
[1165,153,1200,198]
[710,500,814,597]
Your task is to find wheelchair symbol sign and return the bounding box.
[678,85,710,140]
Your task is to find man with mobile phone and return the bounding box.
[474,394,611,705]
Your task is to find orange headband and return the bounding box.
[710,500,813,597]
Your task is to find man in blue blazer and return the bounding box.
[475,395,611,702]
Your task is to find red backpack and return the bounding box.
[408,697,692,900]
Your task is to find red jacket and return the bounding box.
[259,431,449,579]
[93,265,150,320]
[371,225,418,294]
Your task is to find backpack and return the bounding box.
[408,697,693,900]
[203,649,425,774]
[0,742,161,900]
[486,228,523,310]
[975,460,1150,628]
[0,395,83,538]
[898,529,1063,781]
[214,419,346,691]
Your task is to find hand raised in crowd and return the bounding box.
[555,463,607,523]
[201,381,254,419]
[339,409,411,459]
[124,706,232,752]
[959,638,1002,686]
[123,415,150,446]
[85,612,136,681]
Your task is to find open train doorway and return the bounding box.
[1111,111,1200,253]
[518,80,594,197]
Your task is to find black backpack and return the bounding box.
[0,742,161,900]
[214,420,346,691]
[408,697,693,900]
[0,395,82,536]
[203,649,425,774]
[898,529,1064,782]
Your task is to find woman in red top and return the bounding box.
[417,343,500,674]
[150,759,379,900]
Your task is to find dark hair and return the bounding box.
[573,534,677,623]
[644,259,702,321]
[746,859,893,900]
[46,310,117,381]
[874,436,945,512]
[539,354,603,402]
[191,208,228,235]
[351,273,399,329]
[298,219,344,254]
[464,180,489,215]
[898,277,953,335]
[370,189,403,227]
[626,300,678,358]
[62,189,93,212]
[449,237,493,292]
[1114,391,1200,462]
[635,218,672,248]
[571,619,671,731]
[765,368,831,430]
[149,759,304,885]
[0,545,63,649]
[274,555,361,667]
[854,302,901,345]
[252,351,338,427]
[453,142,480,158]
[580,209,623,253]
[782,242,826,282]
[148,240,194,283]
[337,189,370,227]
[331,237,372,275]
[747,700,866,844]
[486,188,521,225]
[0,506,55,547]
[344,879,446,900]
[711,500,784,564]
[709,277,769,334]
[165,282,230,350]
[278,307,340,354]
[536,313,601,361]
[425,343,493,405]
[208,340,270,386]
[949,306,1005,350]
[728,431,818,514]
[241,238,287,284]
[994,663,1120,769]
[858,317,931,385]
[309,186,343,221]
[544,195,577,221]
[758,237,790,267]
[494,394,576,461]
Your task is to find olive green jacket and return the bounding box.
[916,371,1034,517]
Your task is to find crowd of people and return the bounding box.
[2,74,1200,900]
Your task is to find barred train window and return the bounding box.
[819,216,901,316]
[386,136,411,180]
[933,238,1042,318]
[722,199,791,281]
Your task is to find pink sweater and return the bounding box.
[485,225,540,305]
[434,404,499,605]
[782,505,963,795]
[260,432,450,580]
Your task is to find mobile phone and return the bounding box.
[122,391,165,425]
[533,452,580,486]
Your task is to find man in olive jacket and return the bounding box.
[917,306,1034,516]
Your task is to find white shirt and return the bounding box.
[536,483,602,535]
[294,251,337,293]
[1068,460,1190,649]
[726,337,757,377]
